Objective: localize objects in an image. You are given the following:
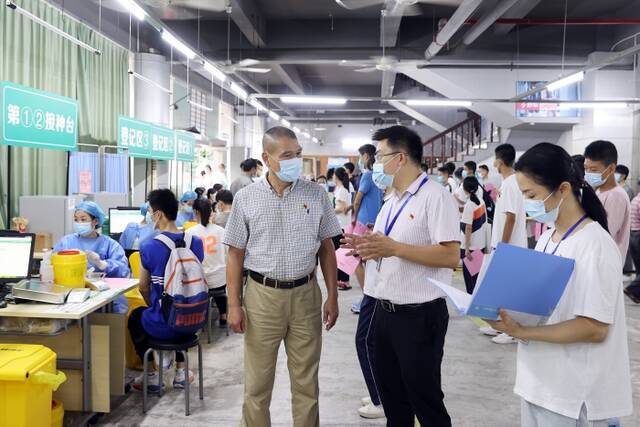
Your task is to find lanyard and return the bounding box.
[384,176,429,236]
[543,215,588,255]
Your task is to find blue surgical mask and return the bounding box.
[183,205,193,214]
[436,175,445,184]
[524,192,562,224]
[145,212,153,224]
[615,173,622,184]
[275,157,303,182]
[372,153,401,190]
[358,158,365,171]
[73,221,93,236]
[585,171,609,188]
[462,170,468,178]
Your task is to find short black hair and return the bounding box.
[212,183,224,192]
[194,187,205,196]
[495,143,516,167]
[437,166,450,174]
[454,167,463,179]
[616,164,630,179]
[263,126,297,148]
[343,162,355,173]
[215,190,233,205]
[147,189,179,221]
[240,158,258,172]
[421,163,429,172]
[463,161,477,173]
[479,164,489,173]
[444,162,456,175]
[371,125,423,165]
[584,140,617,166]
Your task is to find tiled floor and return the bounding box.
[97,272,640,426]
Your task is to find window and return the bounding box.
[189,87,208,134]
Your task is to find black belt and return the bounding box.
[378,298,444,313]
[249,270,314,289]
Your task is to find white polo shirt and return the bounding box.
[365,172,460,304]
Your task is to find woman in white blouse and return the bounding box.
[488,143,632,426]
[333,167,353,291]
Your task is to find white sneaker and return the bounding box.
[361,396,372,406]
[358,403,385,419]
[132,371,163,393]
[492,333,517,344]
[173,368,194,389]
[479,326,499,336]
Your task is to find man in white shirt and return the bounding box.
[486,143,528,343]
[346,126,459,426]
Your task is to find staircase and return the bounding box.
[423,115,499,173]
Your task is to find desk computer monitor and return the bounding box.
[0,231,35,285]
[109,208,144,235]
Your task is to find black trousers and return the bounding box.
[128,307,185,363]
[331,233,350,282]
[374,298,451,427]
[626,231,640,299]
[209,285,228,315]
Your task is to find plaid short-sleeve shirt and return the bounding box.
[223,175,342,281]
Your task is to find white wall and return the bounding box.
[262,121,438,157]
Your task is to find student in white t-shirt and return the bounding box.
[487,143,632,426]
[460,177,487,294]
[454,161,483,207]
[485,143,528,343]
[186,199,228,327]
[437,165,456,193]
[333,167,353,291]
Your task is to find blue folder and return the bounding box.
[466,243,575,320]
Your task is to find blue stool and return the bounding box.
[142,334,204,416]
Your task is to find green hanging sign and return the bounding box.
[117,115,196,162]
[150,125,175,161]
[175,130,196,162]
[117,116,151,158]
[0,81,78,151]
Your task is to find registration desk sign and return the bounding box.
[118,116,195,162]
[1,81,78,151]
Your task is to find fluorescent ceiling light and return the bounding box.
[268,111,280,120]
[342,138,371,150]
[556,102,628,110]
[281,119,291,127]
[546,71,584,91]
[301,132,311,138]
[161,30,196,59]
[249,99,266,112]
[406,99,472,107]
[312,137,319,143]
[187,99,213,111]
[116,0,146,20]
[230,82,248,100]
[292,126,301,133]
[203,61,227,83]
[281,96,347,105]
[128,70,172,94]
[314,127,327,131]
[6,2,101,55]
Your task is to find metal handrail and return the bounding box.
[422,116,495,173]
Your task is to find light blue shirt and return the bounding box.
[176,210,194,227]
[118,223,158,250]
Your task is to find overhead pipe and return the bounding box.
[425,0,484,61]
[462,0,521,46]
[467,18,640,25]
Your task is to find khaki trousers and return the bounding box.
[240,276,323,427]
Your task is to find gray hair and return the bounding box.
[263,126,297,153]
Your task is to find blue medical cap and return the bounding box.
[140,202,149,216]
[180,191,197,203]
[75,201,106,228]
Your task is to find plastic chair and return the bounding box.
[142,334,204,416]
[129,251,141,279]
